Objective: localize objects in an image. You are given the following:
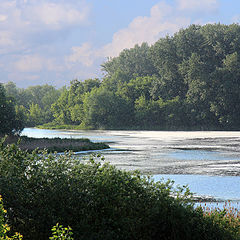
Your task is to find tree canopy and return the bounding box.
[4,23,240,130]
[0,83,24,135]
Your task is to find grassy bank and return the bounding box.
[37,123,93,130]
[3,135,109,152]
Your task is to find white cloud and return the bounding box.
[8,72,39,81]
[14,54,65,73]
[24,75,39,81]
[0,0,221,87]
[65,0,221,80]
[66,43,94,67]
[0,15,7,22]
[65,0,221,72]
[232,15,240,23]
[46,59,65,72]
[65,1,190,69]
[23,1,89,30]
[177,0,218,11]
[100,2,186,58]
[0,32,14,46]
[0,0,90,54]
[65,42,102,81]
[15,55,44,72]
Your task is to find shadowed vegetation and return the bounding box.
[0,139,239,240]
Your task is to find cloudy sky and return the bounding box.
[0,0,239,88]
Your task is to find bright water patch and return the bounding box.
[168,150,234,161]
[21,128,60,138]
[21,128,118,143]
[195,201,240,211]
[153,174,240,201]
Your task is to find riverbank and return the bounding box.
[37,122,240,131]
[2,135,110,152]
[37,123,93,130]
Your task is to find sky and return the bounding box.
[0,0,240,88]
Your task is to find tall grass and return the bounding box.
[3,135,109,152]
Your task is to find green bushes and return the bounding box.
[0,195,23,239]
[0,139,239,240]
[0,197,72,240]
[49,224,73,240]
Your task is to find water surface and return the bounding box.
[22,128,240,175]
[22,128,240,204]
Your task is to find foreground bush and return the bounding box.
[0,196,71,240]
[0,195,22,239]
[0,138,239,240]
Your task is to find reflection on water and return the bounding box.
[22,128,240,205]
[153,174,240,210]
[22,128,240,176]
[168,150,235,161]
[21,128,117,143]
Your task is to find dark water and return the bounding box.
[22,128,240,206]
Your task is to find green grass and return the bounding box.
[37,122,239,131]
[37,123,94,130]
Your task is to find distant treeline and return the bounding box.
[2,23,240,132]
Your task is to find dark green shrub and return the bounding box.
[0,195,23,239]
[0,138,239,240]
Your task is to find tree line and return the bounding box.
[2,23,240,133]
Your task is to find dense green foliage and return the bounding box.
[3,23,240,130]
[0,83,24,135]
[0,197,72,239]
[49,224,73,240]
[0,139,239,240]
[0,195,23,239]
[3,82,63,127]
[46,24,240,130]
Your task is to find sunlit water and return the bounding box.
[22,128,240,207]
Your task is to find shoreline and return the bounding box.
[37,123,240,132]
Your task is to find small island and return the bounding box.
[3,135,110,153]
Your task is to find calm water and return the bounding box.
[22,128,240,206]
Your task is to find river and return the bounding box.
[22,128,240,209]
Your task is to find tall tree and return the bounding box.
[82,88,131,128]
[210,52,240,127]
[102,43,157,81]
[0,83,24,135]
[150,36,186,100]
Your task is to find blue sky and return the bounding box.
[0,0,240,88]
